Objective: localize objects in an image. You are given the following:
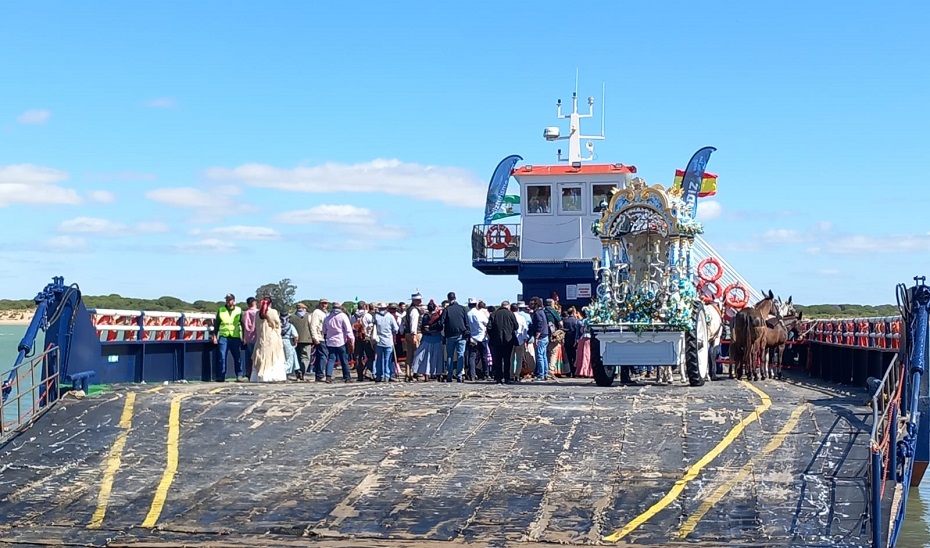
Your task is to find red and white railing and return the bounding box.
[88,309,215,343]
[798,316,902,350]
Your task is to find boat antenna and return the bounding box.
[543,73,606,165]
[601,81,606,138]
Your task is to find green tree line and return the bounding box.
[0,277,902,319]
[0,279,357,314]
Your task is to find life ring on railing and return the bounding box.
[723,283,750,309]
[697,279,722,304]
[485,224,512,250]
[697,257,723,283]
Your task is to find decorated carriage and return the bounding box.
[584,177,715,386]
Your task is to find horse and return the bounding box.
[729,290,777,381]
[761,296,802,379]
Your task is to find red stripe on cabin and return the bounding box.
[512,164,637,177]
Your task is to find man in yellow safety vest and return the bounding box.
[212,293,246,382]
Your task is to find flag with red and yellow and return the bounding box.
[672,169,718,197]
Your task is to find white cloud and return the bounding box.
[44,235,87,252]
[136,221,171,234]
[190,225,280,240]
[86,171,157,182]
[817,268,840,277]
[145,98,177,108]
[16,109,51,125]
[275,204,409,247]
[274,204,375,225]
[59,217,125,233]
[696,200,722,220]
[144,186,253,222]
[763,228,805,244]
[58,217,172,236]
[0,164,69,184]
[173,238,237,254]
[0,164,80,207]
[824,234,930,254]
[206,159,485,207]
[87,190,116,203]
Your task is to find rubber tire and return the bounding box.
[590,334,616,387]
[686,303,706,387]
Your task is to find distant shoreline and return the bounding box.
[0,310,35,326]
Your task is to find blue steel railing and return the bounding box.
[1,345,61,444]
[868,277,930,547]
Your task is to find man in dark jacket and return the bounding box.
[561,307,581,376]
[440,291,469,382]
[487,300,519,384]
[529,296,550,380]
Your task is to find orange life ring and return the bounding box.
[697,279,722,304]
[723,283,750,309]
[485,224,512,250]
[697,257,723,283]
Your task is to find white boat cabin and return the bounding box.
[513,163,635,263]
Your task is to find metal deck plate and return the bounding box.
[0,373,872,547]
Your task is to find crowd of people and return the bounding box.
[210,290,598,385]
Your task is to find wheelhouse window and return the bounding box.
[592,184,618,213]
[560,185,583,214]
[527,185,552,214]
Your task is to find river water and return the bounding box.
[0,324,928,544]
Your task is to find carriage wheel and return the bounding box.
[686,303,707,386]
[590,334,616,387]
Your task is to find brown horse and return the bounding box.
[729,290,777,381]
[761,296,802,379]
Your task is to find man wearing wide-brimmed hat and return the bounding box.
[402,292,425,381]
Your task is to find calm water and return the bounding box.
[0,324,26,372]
[1,324,929,543]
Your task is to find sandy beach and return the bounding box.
[0,309,35,326]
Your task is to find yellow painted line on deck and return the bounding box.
[141,393,190,528]
[677,403,807,538]
[87,392,136,529]
[209,386,227,394]
[602,381,772,543]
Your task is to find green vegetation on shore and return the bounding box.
[0,293,903,319]
[0,279,348,315]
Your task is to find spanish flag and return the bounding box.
[672,169,718,197]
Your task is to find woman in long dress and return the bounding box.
[413,300,444,380]
[575,310,593,378]
[251,296,288,383]
[281,313,299,377]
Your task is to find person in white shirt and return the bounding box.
[509,302,529,380]
[467,298,489,380]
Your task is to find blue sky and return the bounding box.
[1,1,927,306]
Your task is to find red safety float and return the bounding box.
[95,315,118,342]
[184,318,198,340]
[858,321,869,347]
[890,320,901,349]
[697,279,722,304]
[697,257,723,283]
[723,283,750,309]
[875,321,887,349]
[485,225,513,250]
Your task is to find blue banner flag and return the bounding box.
[484,154,523,224]
[680,146,716,219]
